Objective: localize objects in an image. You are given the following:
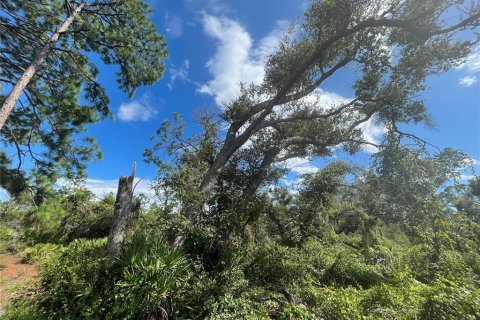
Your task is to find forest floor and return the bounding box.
[0,254,38,316]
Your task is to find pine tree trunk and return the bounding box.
[107,163,137,261]
[0,2,86,130]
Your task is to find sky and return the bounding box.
[5,0,480,198]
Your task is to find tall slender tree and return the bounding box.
[0,0,167,195]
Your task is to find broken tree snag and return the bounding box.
[107,162,137,261]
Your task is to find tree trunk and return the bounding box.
[242,147,281,202]
[0,2,86,130]
[107,163,137,261]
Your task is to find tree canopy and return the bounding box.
[148,0,479,206]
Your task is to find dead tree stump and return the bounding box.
[107,163,137,261]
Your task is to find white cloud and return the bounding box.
[459,76,477,87]
[165,13,183,38]
[459,159,478,181]
[358,118,387,153]
[117,92,158,122]
[457,44,480,87]
[458,44,480,73]
[463,158,480,167]
[171,60,190,82]
[297,89,386,153]
[302,88,351,111]
[57,178,156,199]
[283,157,319,175]
[198,14,287,106]
[0,177,159,201]
[313,90,386,153]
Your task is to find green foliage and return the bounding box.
[1,0,168,195]
[3,235,195,320]
[21,196,68,244]
[58,190,115,242]
[34,238,110,319]
[19,189,114,245]
[359,140,471,225]
[421,279,480,320]
[206,295,270,320]
[0,224,13,252]
[111,235,191,319]
[313,287,366,320]
[20,242,64,264]
[1,298,44,320]
[322,253,383,288]
[145,112,220,212]
[277,304,318,320]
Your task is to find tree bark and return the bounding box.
[107,163,137,261]
[242,147,281,202]
[0,2,86,130]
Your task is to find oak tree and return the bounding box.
[189,0,480,202]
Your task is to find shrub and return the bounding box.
[1,297,44,320]
[59,191,115,242]
[277,304,318,320]
[3,236,194,320]
[420,278,480,320]
[22,198,67,244]
[20,190,114,245]
[361,281,425,319]
[314,287,365,320]
[206,294,270,320]
[36,238,111,319]
[322,253,383,288]
[110,235,191,319]
[20,242,64,264]
[0,224,13,252]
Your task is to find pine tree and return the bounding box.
[0,0,167,195]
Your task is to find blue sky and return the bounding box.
[49,0,480,195]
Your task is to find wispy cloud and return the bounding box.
[168,59,197,90]
[117,92,159,122]
[183,0,230,14]
[456,44,480,87]
[164,13,183,38]
[282,157,319,175]
[458,44,480,73]
[57,178,156,199]
[459,76,477,87]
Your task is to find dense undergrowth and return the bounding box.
[1,158,479,319]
